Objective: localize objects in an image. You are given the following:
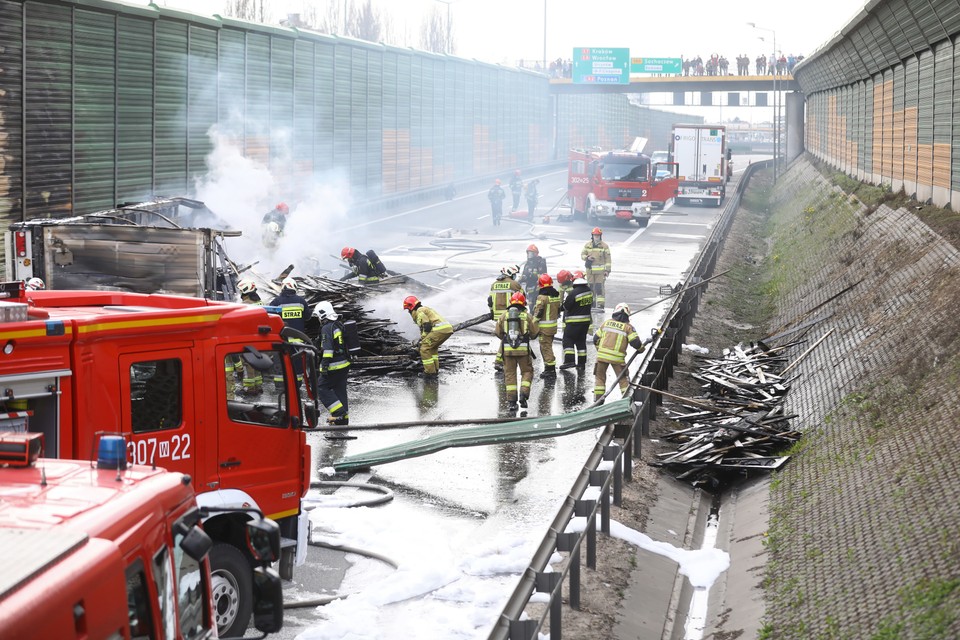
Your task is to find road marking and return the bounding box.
[621,224,651,247]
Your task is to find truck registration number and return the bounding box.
[128,434,192,465]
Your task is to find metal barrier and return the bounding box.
[488,160,773,640]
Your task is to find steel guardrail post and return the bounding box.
[603,444,622,507]
[574,499,598,568]
[556,532,581,610]
[536,572,564,640]
[509,619,537,639]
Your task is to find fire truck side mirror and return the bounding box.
[252,566,284,633]
[246,516,282,565]
[242,346,275,372]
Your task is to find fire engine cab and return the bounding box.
[0,432,283,639]
[0,281,317,637]
[566,148,679,226]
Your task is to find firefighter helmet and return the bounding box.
[591,227,602,236]
[281,277,296,290]
[556,269,572,284]
[526,244,539,255]
[238,278,257,295]
[341,246,356,260]
[613,303,630,316]
[402,295,420,311]
[538,273,553,287]
[510,291,526,306]
[495,179,501,185]
[25,277,45,291]
[276,202,289,214]
[573,270,585,279]
[314,300,338,321]
[501,264,520,278]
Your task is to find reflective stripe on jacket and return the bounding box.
[414,306,453,336]
[581,241,612,275]
[533,287,562,330]
[488,277,522,319]
[320,321,351,371]
[494,305,541,356]
[562,284,593,323]
[595,319,640,364]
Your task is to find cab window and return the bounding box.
[130,359,182,433]
[152,547,177,640]
[223,350,289,428]
[172,530,211,639]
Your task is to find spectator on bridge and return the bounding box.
[787,54,797,74]
[682,58,691,76]
[756,54,766,75]
[719,56,729,75]
[768,54,775,75]
[778,54,787,75]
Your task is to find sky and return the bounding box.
[294,467,730,639]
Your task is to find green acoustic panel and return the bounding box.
[154,19,188,195]
[117,14,154,201]
[217,29,245,133]
[0,0,24,221]
[188,25,217,180]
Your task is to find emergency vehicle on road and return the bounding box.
[0,281,318,637]
[566,148,679,226]
[0,433,283,639]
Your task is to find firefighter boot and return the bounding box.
[518,394,529,409]
[329,412,349,426]
[540,365,556,379]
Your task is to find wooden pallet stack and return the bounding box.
[651,341,805,487]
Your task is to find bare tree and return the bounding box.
[298,0,390,43]
[419,6,455,54]
[222,0,267,22]
[347,0,388,42]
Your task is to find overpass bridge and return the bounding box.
[548,73,799,95]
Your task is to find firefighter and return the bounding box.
[341,247,388,284]
[593,303,656,400]
[235,278,263,395]
[519,244,548,311]
[261,202,289,249]
[532,273,561,378]
[269,277,311,333]
[509,169,523,210]
[24,277,45,291]
[315,301,350,426]
[269,277,311,385]
[488,179,506,226]
[558,272,593,370]
[495,291,540,410]
[488,265,522,370]
[525,178,540,219]
[581,227,612,308]
[403,296,454,378]
[555,269,574,304]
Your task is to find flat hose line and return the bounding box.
[282,481,400,610]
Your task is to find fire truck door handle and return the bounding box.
[220,459,242,468]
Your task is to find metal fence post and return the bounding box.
[557,532,581,610]
[574,499,597,568]
[536,572,563,640]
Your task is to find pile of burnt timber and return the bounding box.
[651,341,802,488]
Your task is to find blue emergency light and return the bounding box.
[97,435,128,470]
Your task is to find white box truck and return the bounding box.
[671,124,730,207]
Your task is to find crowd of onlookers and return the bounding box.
[517,54,803,78]
[682,53,803,76]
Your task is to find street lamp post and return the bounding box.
[748,22,778,181]
[543,0,547,73]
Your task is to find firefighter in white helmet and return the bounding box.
[24,277,45,291]
[314,301,350,426]
[592,303,656,401]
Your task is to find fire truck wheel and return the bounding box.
[210,543,253,638]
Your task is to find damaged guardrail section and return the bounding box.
[489,160,772,640]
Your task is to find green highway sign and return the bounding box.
[631,57,682,74]
[572,47,630,85]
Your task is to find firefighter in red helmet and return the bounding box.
[404,296,454,378]
[581,227,611,308]
[495,291,540,411]
[518,244,548,311]
[261,202,290,249]
[532,273,562,378]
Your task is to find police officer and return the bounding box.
[341,247,386,284]
[518,244,548,311]
[532,274,562,378]
[403,296,454,378]
[495,291,540,410]
[581,227,612,308]
[315,301,350,426]
[559,272,593,370]
[488,179,506,226]
[488,265,523,371]
[593,303,652,400]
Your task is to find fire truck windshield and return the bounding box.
[601,161,649,182]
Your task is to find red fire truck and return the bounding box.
[0,281,318,637]
[566,148,679,226]
[0,433,283,639]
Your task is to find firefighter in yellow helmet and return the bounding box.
[592,303,655,400]
[404,296,454,378]
[581,227,611,308]
[532,273,562,379]
[495,291,540,410]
